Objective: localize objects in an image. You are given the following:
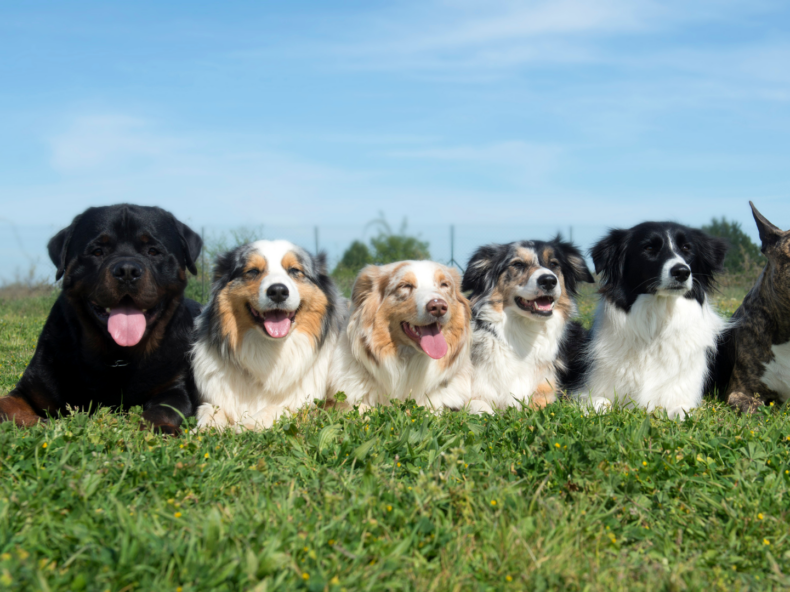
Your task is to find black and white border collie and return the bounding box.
[581,222,727,418]
[191,240,344,430]
[462,237,594,410]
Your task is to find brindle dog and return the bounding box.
[711,202,790,412]
[0,204,203,434]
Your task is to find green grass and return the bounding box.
[2,283,789,591]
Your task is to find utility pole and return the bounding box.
[314,226,319,254]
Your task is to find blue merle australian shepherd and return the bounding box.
[462,237,594,412]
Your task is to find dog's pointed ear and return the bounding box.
[462,243,509,296]
[351,265,382,309]
[47,214,83,281]
[314,252,329,276]
[591,228,629,287]
[750,201,783,253]
[172,217,203,275]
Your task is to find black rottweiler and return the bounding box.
[0,204,203,434]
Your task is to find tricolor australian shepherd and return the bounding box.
[191,240,343,430]
[461,238,594,410]
[581,222,727,418]
[327,261,474,411]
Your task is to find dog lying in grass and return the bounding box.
[327,260,478,412]
[461,237,594,411]
[192,240,344,431]
[711,202,790,412]
[580,222,727,419]
[0,204,203,434]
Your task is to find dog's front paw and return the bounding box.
[466,400,494,415]
[727,391,763,414]
[590,397,612,414]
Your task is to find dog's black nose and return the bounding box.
[267,283,289,303]
[112,260,143,283]
[670,264,691,282]
[537,274,558,291]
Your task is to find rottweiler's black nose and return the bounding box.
[112,260,143,284]
[670,264,691,282]
[537,274,558,291]
[267,283,289,303]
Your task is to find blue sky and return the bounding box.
[1,0,789,278]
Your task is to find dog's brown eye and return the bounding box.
[644,245,655,253]
[288,268,303,278]
[511,261,525,271]
[681,243,692,252]
[92,248,103,257]
[440,282,450,289]
[550,260,560,270]
[148,248,159,256]
[245,269,260,278]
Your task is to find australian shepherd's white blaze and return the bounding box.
[462,238,594,410]
[581,222,728,419]
[191,240,343,430]
[327,260,474,411]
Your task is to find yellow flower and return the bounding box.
[386,505,392,512]
[505,575,513,582]
[174,512,182,518]
[490,500,497,506]
[642,461,647,466]
[328,539,335,546]
[302,572,310,580]
[42,443,47,448]
[554,443,560,448]
[763,539,770,546]
[330,576,340,585]
[177,588,183,592]
[396,462,401,467]
[758,513,764,520]
[204,453,209,459]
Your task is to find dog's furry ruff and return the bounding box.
[583,296,726,418]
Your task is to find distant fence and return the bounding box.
[0,222,611,284]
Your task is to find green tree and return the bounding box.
[332,217,431,296]
[702,217,765,274]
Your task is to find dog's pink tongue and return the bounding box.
[264,310,292,338]
[419,323,448,360]
[107,305,147,347]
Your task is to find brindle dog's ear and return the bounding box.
[351,265,382,310]
[172,217,203,275]
[750,201,783,253]
[47,213,83,281]
[590,228,629,288]
[462,243,510,297]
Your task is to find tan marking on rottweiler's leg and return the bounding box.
[727,391,763,414]
[0,395,44,427]
[530,381,557,409]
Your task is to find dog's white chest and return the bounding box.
[760,341,790,403]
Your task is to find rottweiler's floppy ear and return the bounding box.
[48,214,83,281]
[462,243,509,296]
[172,217,203,275]
[590,228,629,288]
[351,265,382,310]
[750,201,783,253]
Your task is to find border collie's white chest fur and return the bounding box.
[471,306,566,407]
[761,341,790,403]
[584,295,725,418]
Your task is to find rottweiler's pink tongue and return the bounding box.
[419,323,448,360]
[107,305,147,347]
[263,310,292,338]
